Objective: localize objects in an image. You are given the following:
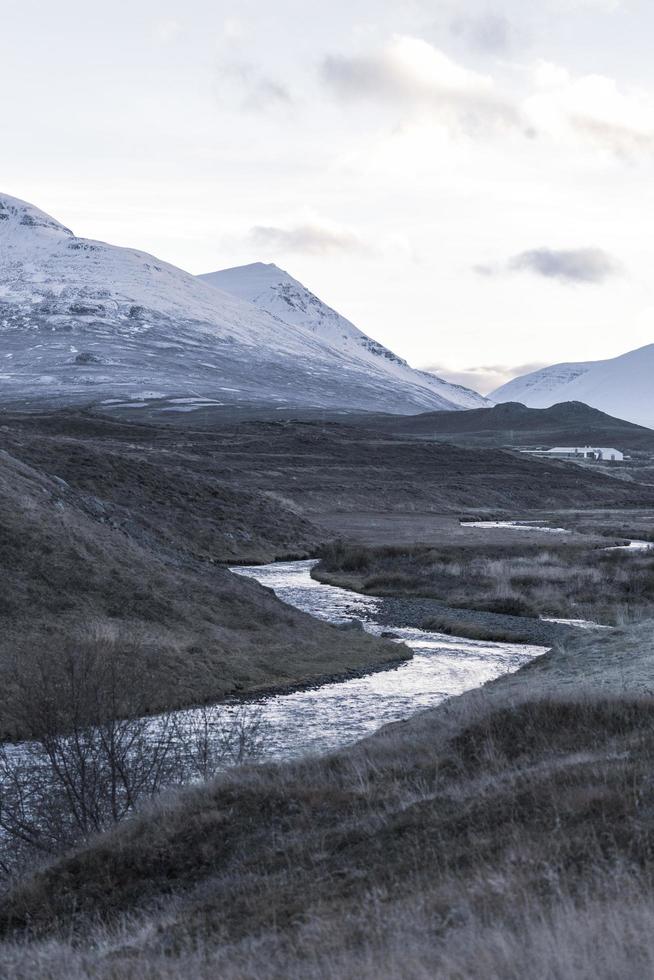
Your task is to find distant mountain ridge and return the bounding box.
[491,344,654,428]
[0,195,487,416]
[361,400,654,452]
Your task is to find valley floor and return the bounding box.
[2,409,654,977]
[3,408,652,736]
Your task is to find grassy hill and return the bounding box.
[361,400,654,452]
[0,444,401,739]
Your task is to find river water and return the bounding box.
[460,519,570,534]
[1,560,544,778]
[227,560,545,762]
[461,518,654,551]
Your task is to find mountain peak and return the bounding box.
[206,261,294,290]
[200,262,489,412]
[0,194,73,239]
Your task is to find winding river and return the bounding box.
[226,560,545,762]
[1,560,545,774]
[184,524,650,762]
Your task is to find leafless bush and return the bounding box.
[173,704,267,782]
[0,640,266,882]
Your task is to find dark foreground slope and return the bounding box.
[3,626,654,978]
[0,411,321,564]
[0,446,401,739]
[362,400,654,451]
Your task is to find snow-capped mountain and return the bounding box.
[491,344,654,428]
[200,263,488,412]
[0,194,487,415]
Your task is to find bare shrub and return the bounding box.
[174,704,267,781]
[0,638,266,882]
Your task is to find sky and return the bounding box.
[3,0,654,393]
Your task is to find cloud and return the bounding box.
[222,17,247,41]
[249,79,292,110]
[552,0,623,9]
[153,19,181,45]
[472,263,498,277]
[508,247,621,284]
[475,247,621,285]
[423,362,551,395]
[321,39,654,158]
[249,223,369,256]
[321,36,527,136]
[449,12,512,54]
[216,62,292,111]
[571,115,654,158]
[526,61,654,160]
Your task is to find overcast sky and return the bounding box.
[3,0,654,392]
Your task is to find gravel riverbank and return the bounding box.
[339,592,587,647]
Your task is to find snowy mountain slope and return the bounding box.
[0,194,487,415]
[491,344,654,428]
[199,263,489,411]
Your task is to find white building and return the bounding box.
[524,446,625,462]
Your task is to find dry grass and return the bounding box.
[316,540,654,624]
[3,682,654,977]
[3,879,654,979]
